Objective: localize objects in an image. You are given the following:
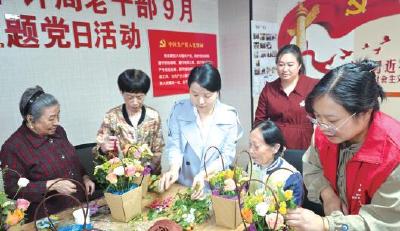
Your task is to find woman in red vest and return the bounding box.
[285,59,400,230]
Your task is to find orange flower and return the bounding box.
[6,209,24,226]
[241,208,253,223]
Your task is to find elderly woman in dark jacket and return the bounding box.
[0,86,95,222]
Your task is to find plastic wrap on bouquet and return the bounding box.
[104,184,142,222]
[33,178,90,231]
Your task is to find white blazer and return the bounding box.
[162,99,243,187]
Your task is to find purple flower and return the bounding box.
[142,166,151,176]
[248,223,256,231]
[211,189,220,196]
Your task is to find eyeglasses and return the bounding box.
[307,113,357,136]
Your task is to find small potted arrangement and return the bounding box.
[0,167,30,231]
[94,157,148,222]
[124,143,153,197]
[239,179,297,231]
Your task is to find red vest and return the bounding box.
[315,111,400,214]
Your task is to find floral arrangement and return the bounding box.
[209,167,248,197]
[0,168,30,230]
[131,188,211,230]
[123,143,153,167]
[94,157,151,194]
[168,189,211,231]
[241,182,297,231]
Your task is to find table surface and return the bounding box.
[22,184,245,231]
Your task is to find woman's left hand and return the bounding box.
[191,172,206,200]
[285,208,324,231]
[83,175,95,195]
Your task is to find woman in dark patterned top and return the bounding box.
[0,86,95,222]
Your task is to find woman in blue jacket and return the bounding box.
[159,63,243,199]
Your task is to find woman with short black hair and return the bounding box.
[94,69,164,174]
[286,60,400,230]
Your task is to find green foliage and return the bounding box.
[169,189,211,230]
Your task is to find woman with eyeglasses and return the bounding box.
[94,69,164,174]
[285,60,400,230]
[0,86,95,221]
[254,44,318,150]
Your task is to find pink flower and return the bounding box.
[16,199,30,211]
[265,212,285,230]
[106,173,118,184]
[133,150,141,159]
[108,157,120,164]
[125,165,136,177]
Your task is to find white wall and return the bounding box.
[0,0,219,145]
[218,0,251,153]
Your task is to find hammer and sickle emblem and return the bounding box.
[159,39,167,48]
[345,0,367,16]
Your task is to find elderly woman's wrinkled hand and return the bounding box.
[83,175,95,195]
[47,178,77,195]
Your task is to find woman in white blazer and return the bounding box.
[159,63,243,198]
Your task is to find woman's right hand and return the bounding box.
[46,178,77,195]
[159,168,179,192]
[100,135,119,154]
[321,186,341,215]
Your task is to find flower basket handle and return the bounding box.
[203,146,225,179]
[34,178,90,231]
[233,150,254,188]
[265,166,304,206]
[237,178,280,231]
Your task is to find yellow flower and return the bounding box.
[278,202,287,215]
[284,190,293,200]
[269,203,276,212]
[278,206,287,215]
[224,170,234,179]
[276,181,283,188]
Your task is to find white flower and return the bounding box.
[190,208,196,214]
[17,177,30,188]
[185,213,195,223]
[2,201,14,208]
[113,166,125,176]
[223,178,236,192]
[255,202,269,217]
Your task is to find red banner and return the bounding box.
[148,29,217,97]
[278,0,400,48]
